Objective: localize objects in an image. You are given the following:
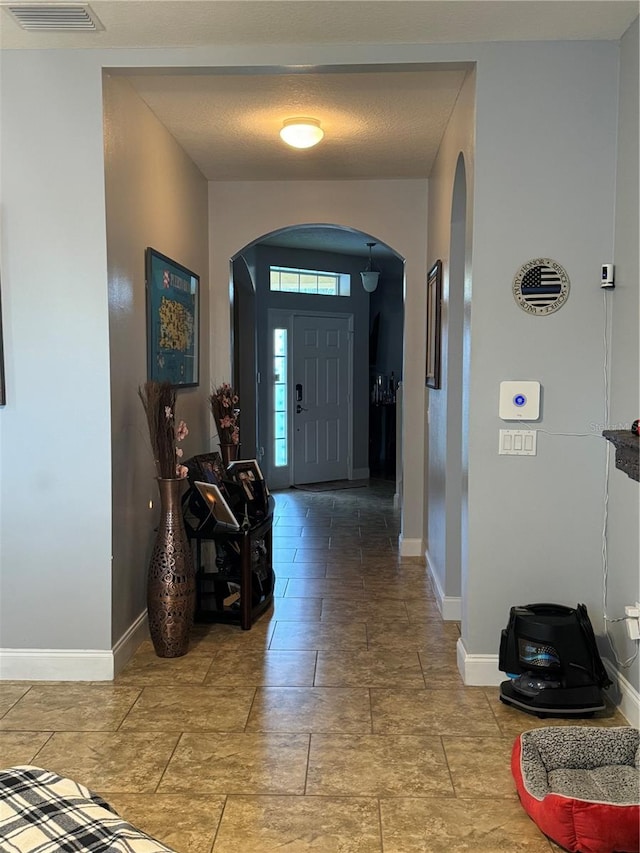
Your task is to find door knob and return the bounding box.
[296,404,308,414]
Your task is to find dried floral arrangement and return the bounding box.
[209,383,240,446]
[138,380,189,479]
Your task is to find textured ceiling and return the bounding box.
[3,0,636,254]
[124,67,469,180]
[3,1,637,183]
[1,1,637,49]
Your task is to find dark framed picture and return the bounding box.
[146,247,199,386]
[426,260,443,389]
[205,452,227,484]
[226,459,269,507]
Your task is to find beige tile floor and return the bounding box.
[0,480,628,852]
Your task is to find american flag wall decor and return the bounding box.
[513,258,570,315]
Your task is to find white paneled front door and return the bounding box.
[292,314,351,485]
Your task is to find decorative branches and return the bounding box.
[138,380,189,479]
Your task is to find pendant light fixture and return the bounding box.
[360,242,380,293]
[280,117,324,149]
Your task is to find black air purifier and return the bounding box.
[498,603,611,717]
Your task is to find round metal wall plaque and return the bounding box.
[513,258,570,316]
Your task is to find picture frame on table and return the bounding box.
[426,259,443,390]
[196,451,227,487]
[226,459,269,506]
[194,481,240,531]
[145,247,199,387]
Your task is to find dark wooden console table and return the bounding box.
[188,495,275,630]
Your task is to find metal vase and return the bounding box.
[220,442,240,466]
[147,477,195,658]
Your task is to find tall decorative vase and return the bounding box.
[147,477,195,658]
[220,442,240,467]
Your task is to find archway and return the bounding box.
[229,224,405,495]
[209,181,429,555]
[445,153,467,609]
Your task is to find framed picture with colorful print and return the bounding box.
[145,247,199,387]
[426,260,443,390]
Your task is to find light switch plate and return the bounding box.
[499,429,537,456]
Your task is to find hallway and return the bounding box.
[0,481,625,851]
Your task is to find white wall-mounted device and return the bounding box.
[601,264,615,288]
[499,381,541,420]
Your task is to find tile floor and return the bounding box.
[0,480,628,852]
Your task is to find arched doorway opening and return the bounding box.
[445,152,467,611]
[229,224,405,495]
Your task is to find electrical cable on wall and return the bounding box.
[523,288,637,669]
[600,289,637,669]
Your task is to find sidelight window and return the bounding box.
[273,328,288,467]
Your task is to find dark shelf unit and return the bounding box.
[603,430,639,482]
[189,495,275,630]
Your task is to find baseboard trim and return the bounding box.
[456,639,503,686]
[0,611,149,682]
[425,549,461,621]
[112,610,148,678]
[604,659,640,727]
[399,536,424,558]
[0,648,114,681]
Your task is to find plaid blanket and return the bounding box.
[0,767,176,852]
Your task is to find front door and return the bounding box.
[292,314,351,484]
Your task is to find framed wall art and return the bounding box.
[426,259,443,389]
[146,247,199,387]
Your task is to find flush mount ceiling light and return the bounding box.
[279,117,324,149]
[360,242,380,293]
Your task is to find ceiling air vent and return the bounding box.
[7,3,104,31]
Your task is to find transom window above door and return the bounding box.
[269,266,350,297]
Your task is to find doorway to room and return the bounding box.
[230,224,405,492]
[271,311,352,486]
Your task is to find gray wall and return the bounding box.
[103,75,210,646]
[605,18,639,691]
[465,41,623,659]
[0,51,113,652]
[369,255,405,383]
[232,255,258,458]
[426,70,476,606]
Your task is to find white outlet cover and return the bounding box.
[499,381,540,420]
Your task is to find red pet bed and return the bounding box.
[512,726,639,853]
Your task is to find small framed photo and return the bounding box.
[146,247,199,387]
[196,452,227,486]
[226,459,269,506]
[194,481,240,531]
[426,260,443,389]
